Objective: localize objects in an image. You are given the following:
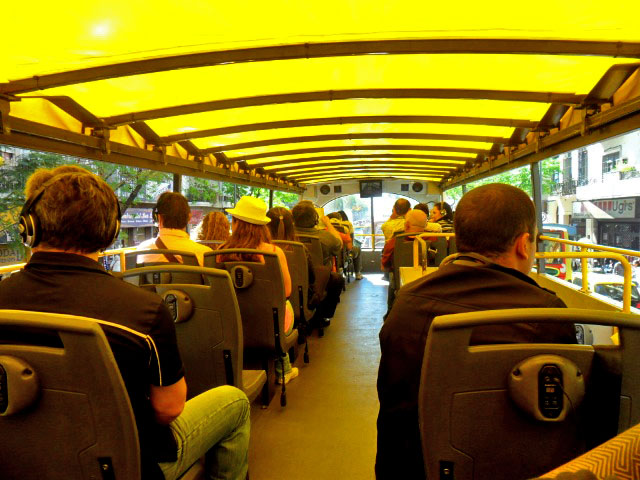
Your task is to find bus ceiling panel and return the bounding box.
[260,158,461,171]
[186,124,516,148]
[4,27,640,92]
[14,55,636,117]
[136,98,551,138]
[199,132,511,153]
[284,168,448,179]
[163,116,530,145]
[100,90,578,127]
[275,163,456,175]
[254,153,469,169]
[204,138,496,157]
[302,173,444,184]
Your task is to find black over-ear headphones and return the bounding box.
[19,175,122,249]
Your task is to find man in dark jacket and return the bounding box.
[376,183,577,479]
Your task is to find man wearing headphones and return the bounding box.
[137,191,212,266]
[0,166,250,480]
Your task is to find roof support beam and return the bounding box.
[443,96,640,188]
[254,153,470,169]
[232,144,489,162]
[163,115,536,143]
[102,89,579,127]
[1,116,302,193]
[273,161,455,174]
[3,39,640,95]
[200,132,511,153]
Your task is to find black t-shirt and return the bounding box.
[0,252,184,479]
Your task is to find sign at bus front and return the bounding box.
[572,198,637,219]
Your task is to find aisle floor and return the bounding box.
[247,274,387,479]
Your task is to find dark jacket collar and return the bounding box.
[27,251,108,275]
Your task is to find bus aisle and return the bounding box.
[248,274,386,479]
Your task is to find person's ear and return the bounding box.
[514,232,532,260]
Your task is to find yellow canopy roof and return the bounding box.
[2,0,640,188]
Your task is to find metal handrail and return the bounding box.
[0,246,138,275]
[536,251,634,313]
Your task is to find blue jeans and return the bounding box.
[159,385,250,480]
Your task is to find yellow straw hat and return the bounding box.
[226,196,271,225]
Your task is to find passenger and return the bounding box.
[381,198,411,241]
[197,211,230,244]
[429,200,455,233]
[137,191,212,266]
[327,212,353,250]
[292,201,345,328]
[381,209,428,317]
[380,209,428,273]
[0,166,249,480]
[218,196,299,384]
[414,203,443,234]
[292,200,343,267]
[267,206,325,315]
[376,183,577,479]
[337,210,363,280]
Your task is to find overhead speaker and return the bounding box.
[412,182,424,193]
[319,184,331,195]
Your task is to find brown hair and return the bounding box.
[198,212,230,242]
[267,207,296,241]
[454,183,536,257]
[393,198,411,216]
[291,200,318,228]
[155,191,190,229]
[25,166,120,253]
[218,218,272,262]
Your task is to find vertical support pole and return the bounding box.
[462,184,467,195]
[370,196,375,251]
[233,184,238,205]
[530,161,545,275]
[172,174,182,193]
[269,189,274,209]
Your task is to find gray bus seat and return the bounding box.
[391,232,423,292]
[448,235,457,255]
[332,223,354,283]
[197,240,224,248]
[431,236,448,266]
[0,310,204,479]
[296,233,327,268]
[419,308,640,480]
[119,265,266,404]
[125,249,201,284]
[272,240,313,363]
[204,249,299,406]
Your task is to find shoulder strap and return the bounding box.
[155,237,182,264]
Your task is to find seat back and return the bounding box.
[419,308,640,480]
[447,235,457,255]
[392,233,419,291]
[0,310,140,479]
[125,249,202,283]
[197,240,224,249]
[431,236,448,266]
[272,240,313,322]
[203,249,290,355]
[296,234,326,268]
[119,265,244,399]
